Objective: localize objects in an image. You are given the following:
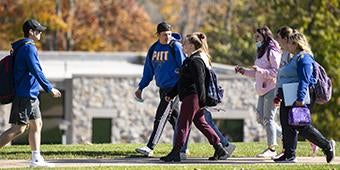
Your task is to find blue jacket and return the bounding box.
[277,51,316,102]
[12,38,53,99]
[296,53,317,102]
[138,38,186,90]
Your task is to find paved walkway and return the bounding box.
[0,157,339,168]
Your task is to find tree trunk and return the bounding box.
[66,0,75,51]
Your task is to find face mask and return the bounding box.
[256,41,263,48]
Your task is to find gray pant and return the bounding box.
[256,89,282,146]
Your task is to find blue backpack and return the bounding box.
[205,67,224,106]
[0,42,28,104]
[195,58,224,107]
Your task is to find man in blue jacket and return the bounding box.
[134,22,188,157]
[0,19,61,167]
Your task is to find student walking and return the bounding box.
[0,19,61,167]
[273,31,335,163]
[134,22,188,157]
[161,32,228,162]
[235,26,282,158]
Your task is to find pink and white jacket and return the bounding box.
[244,48,282,96]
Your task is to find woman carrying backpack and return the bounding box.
[235,26,282,158]
[272,31,335,163]
[161,32,228,162]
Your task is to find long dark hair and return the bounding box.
[256,26,279,59]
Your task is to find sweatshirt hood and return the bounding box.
[11,38,34,50]
[171,32,182,42]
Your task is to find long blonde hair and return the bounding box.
[288,31,313,55]
[186,32,212,65]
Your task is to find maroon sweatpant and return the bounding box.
[174,94,220,149]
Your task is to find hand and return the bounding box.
[164,96,171,102]
[50,88,61,98]
[235,65,245,75]
[273,95,282,107]
[134,89,144,102]
[251,65,259,71]
[295,101,304,106]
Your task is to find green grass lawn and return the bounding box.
[0,142,339,169]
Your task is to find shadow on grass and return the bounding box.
[48,157,277,165]
[1,150,151,158]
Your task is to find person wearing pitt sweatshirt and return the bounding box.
[134,22,188,158]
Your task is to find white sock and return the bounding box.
[32,150,42,161]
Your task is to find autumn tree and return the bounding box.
[0,0,155,51]
[200,0,340,140]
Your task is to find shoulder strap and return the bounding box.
[169,40,181,67]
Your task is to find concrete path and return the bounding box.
[0,157,339,168]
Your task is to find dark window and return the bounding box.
[214,119,244,142]
[92,118,112,143]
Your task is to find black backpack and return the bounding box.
[195,58,224,107]
[0,42,28,104]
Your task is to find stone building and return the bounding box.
[0,51,267,145]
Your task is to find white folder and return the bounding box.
[282,82,310,106]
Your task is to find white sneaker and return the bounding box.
[225,143,236,157]
[256,148,277,158]
[271,151,284,160]
[135,146,153,157]
[180,150,189,160]
[30,156,55,167]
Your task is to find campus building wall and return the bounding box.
[69,74,265,144]
[0,51,268,145]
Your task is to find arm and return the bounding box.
[296,54,314,102]
[174,42,186,66]
[192,59,206,107]
[138,47,155,90]
[25,47,53,93]
[243,69,256,78]
[235,65,255,77]
[255,50,281,79]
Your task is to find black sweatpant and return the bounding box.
[146,88,179,149]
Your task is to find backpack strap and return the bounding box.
[169,40,181,68]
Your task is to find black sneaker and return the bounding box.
[325,140,336,163]
[273,154,297,163]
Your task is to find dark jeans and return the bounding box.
[204,108,230,147]
[278,88,330,157]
